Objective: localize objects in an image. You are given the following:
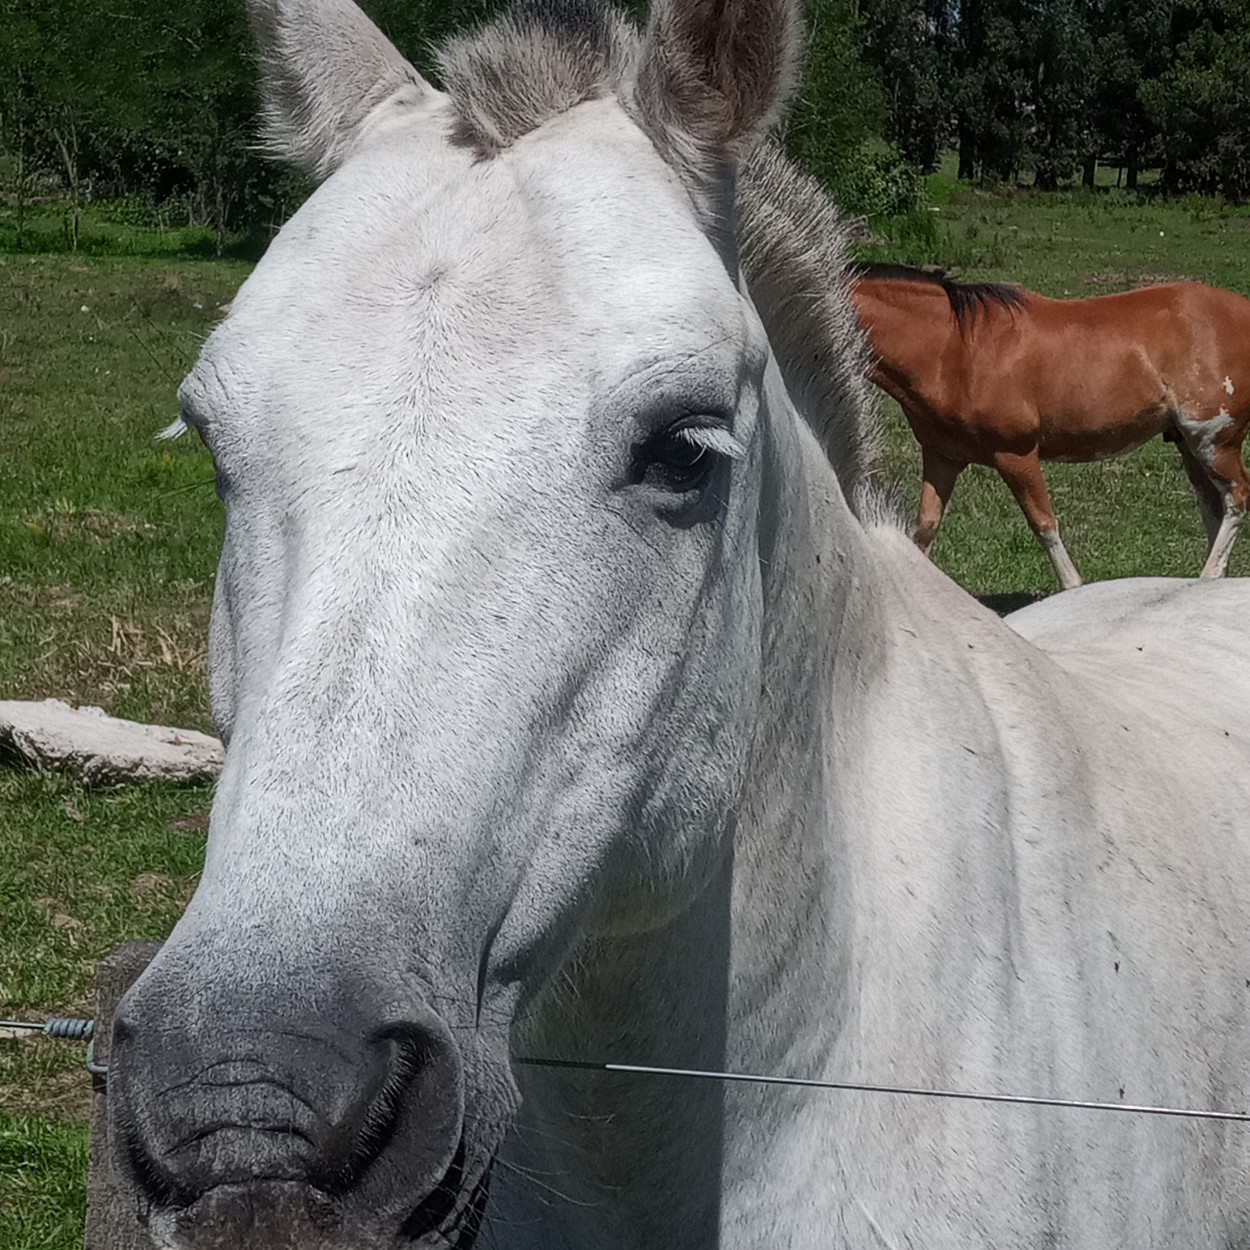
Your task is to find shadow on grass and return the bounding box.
[977,591,1048,616]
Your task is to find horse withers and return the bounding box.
[851,263,1250,588]
[105,0,1250,1247]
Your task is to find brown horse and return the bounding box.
[850,263,1250,588]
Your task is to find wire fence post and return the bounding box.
[85,941,161,1250]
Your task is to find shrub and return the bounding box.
[832,142,924,220]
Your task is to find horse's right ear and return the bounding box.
[634,0,802,164]
[248,0,442,181]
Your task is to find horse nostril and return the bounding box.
[320,1017,464,1190]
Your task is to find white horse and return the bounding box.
[110,0,1250,1246]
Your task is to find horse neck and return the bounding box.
[731,396,1054,1063]
[855,279,959,398]
[500,375,888,1243]
[729,379,899,1070]
[503,374,1039,1243]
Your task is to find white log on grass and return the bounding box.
[0,698,222,786]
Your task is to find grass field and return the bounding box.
[3,176,1250,1246]
[1,250,234,1247]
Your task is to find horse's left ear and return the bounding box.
[634,0,802,162]
[248,0,443,181]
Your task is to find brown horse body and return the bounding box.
[851,264,1250,588]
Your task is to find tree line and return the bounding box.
[861,0,1250,196]
[0,0,487,251]
[3,0,1250,255]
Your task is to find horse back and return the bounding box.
[857,273,1250,463]
[973,282,1250,459]
[1028,280,1250,398]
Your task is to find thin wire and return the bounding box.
[106,309,180,385]
[7,1021,1248,1123]
[515,1057,1250,1124]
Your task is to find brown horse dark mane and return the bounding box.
[849,261,1027,332]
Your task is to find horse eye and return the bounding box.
[636,430,716,493]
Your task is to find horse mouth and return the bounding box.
[399,1133,494,1247]
[155,1130,494,1250]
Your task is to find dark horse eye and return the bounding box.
[636,430,715,493]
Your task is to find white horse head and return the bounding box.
[111,0,869,1245]
[109,1,1250,1247]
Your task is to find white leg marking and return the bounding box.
[1200,504,1245,577]
[1224,375,1235,395]
[1039,526,1084,590]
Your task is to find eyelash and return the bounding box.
[157,416,191,441]
[675,425,746,461]
[634,419,744,494]
[160,412,745,497]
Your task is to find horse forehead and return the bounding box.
[189,106,744,461]
[225,100,717,349]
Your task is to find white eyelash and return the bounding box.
[157,416,189,440]
[676,425,746,461]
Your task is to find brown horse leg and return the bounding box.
[1175,414,1250,576]
[915,449,965,558]
[1198,443,1250,577]
[1172,437,1224,548]
[993,450,1084,591]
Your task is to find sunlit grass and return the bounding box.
[0,1117,88,1250]
[0,249,230,1249]
[0,253,234,727]
[0,774,210,1250]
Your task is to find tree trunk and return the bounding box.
[1081,155,1096,190]
[52,120,81,253]
[15,143,26,253]
[958,125,975,181]
[1127,155,1139,191]
[86,943,163,1250]
[214,177,227,257]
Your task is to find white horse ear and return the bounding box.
[249,0,440,180]
[635,0,802,162]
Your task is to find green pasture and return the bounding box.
[1,248,231,1247]
[3,180,1250,1246]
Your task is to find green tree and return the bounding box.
[1030,0,1095,189]
[950,0,1034,183]
[785,0,890,208]
[103,0,265,253]
[0,0,900,244]
[0,0,56,249]
[1086,0,1171,189]
[1141,0,1250,199]
[967,1,1036,183]
[860,0,956,173]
